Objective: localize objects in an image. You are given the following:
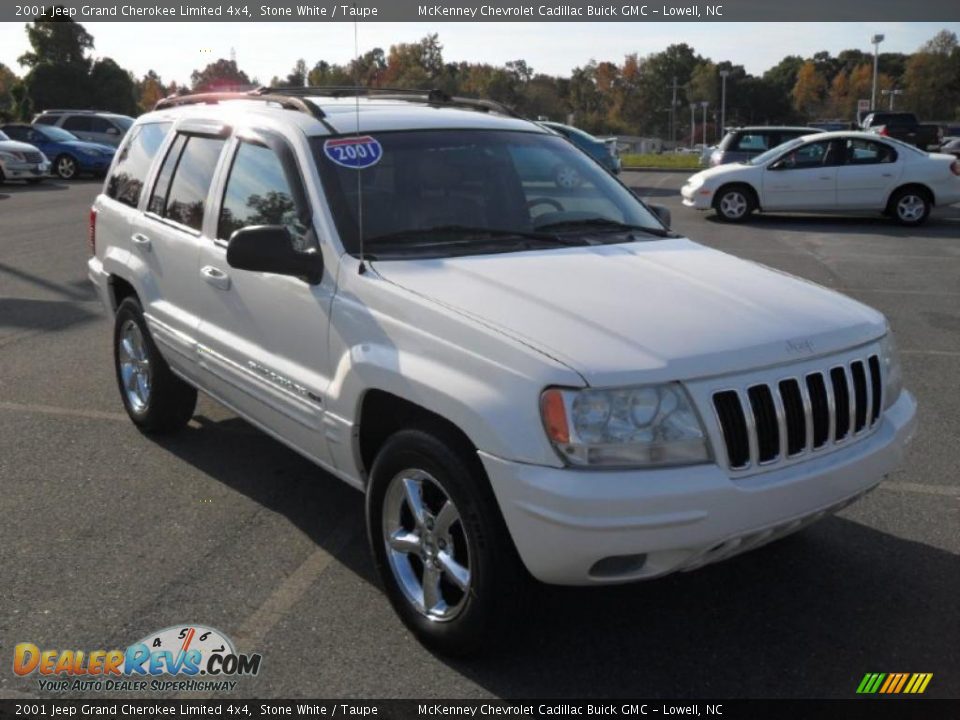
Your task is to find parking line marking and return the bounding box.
[880,481,959,497]
[0,400,128,422]
[232,517,359,652]
[900,349,960,357]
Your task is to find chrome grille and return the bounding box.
[713,354,883,470]
[23,151,43,163]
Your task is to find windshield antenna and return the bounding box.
[354,17,366,274]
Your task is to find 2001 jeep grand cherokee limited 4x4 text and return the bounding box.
[88,88,917,655]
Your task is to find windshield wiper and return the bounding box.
[533,218,672,237]
[365,225,585,248]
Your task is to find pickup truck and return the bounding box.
[861,112,942,150]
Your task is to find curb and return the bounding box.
[621,167,698,173]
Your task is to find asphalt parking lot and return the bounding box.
[1,172,958,699]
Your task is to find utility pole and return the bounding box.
[882,88,903,110]
[870,34,885,110]
[701,101,709,148]
[670,76,679,146]
[690,103,696,147]
[719,70,730,140]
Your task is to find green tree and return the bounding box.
[90,58,137,115]
[190,59,252,92]
[18,8,94,70]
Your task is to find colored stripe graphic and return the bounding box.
[858,672,932,694]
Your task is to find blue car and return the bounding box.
[538,121,621,175]
[0,123,115,180]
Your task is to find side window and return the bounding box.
[106,122,172,208]
[733,133,769,152]
[3,126,27,141]
[63,116,92,132]
[89,117,114,133]
[218,142,308,247]
[846,139,897,165]
[150,134,225,232]
[778,140,831,169]
[148,134,187,216]
[34,116,58,126]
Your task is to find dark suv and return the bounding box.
[709,126,820,167]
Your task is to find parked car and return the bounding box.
[709,126,820,166]
[699,144,716,167]
[89,90,916,654]
[33,109,134,147]
[682,131,960,225]
[539,120,621,174]
[939,137,960,159]
[860,112,942,151]
[0,129,50,183]
[0,123,115,179]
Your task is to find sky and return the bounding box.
[1,21,958,85]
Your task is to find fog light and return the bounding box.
[589,553,648,579]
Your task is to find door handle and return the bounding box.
[200,265,231,290]
[130,233,151,250]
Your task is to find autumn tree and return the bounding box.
[792,61,827,119]
[139,70,166,113]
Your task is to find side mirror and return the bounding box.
[226,225,323,284]
[649,204,671,228]
[767,160,784,171]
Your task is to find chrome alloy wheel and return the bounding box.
[118,319,152,414]
[719,190,748,219]
[896,194,926,222]
[382,469,472,622]
[56,155,77,179]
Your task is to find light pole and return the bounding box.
[719,69,730,140]
[870,33,885,111]
[690,103,696,147]
[700,101,709,148]
[882,88,903,110]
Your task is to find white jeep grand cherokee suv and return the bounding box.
[88,89,916,654]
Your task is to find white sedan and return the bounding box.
[681,131,960,225]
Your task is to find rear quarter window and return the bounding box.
[148,134,225,232]
[106,122,172,208]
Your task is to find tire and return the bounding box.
[889,187,931,226]
[366,425,527,656]
[113,297,197,434]
[713,184,755,222]
[53,154,79,180]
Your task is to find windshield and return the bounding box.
[37,125,78,142]
[747,137,807,166]
[110,116,134,130]
[0,130,8,141]
[312,129,664,258]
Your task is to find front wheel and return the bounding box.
[113,297,197,433]
[890,188,931,226]
[54,154,78,180]
[366,426,527,656]
[713,185,755,222]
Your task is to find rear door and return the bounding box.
[761,139,841,210]
[135,125,229,380]
[835,138,902,209]
[193,130,334,465]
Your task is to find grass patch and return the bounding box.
[621,153,701,170]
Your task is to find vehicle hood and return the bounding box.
[62,140,115,153]
[0,139,43,156]
[372,238,885,386]
[686,162,753,185]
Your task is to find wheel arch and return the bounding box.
[886,182,935,212]
[714,181,761,211]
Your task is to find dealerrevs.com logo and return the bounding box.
[13,624,261,693]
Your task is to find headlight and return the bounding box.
[879,330,903,410]
[540,384,710,468]
[0,151,25,162]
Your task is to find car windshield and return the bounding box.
[110,116,134,129]
[313,129,664,258]
[747,137,808,166]
[0,130,9,141]
[37,125,78,142]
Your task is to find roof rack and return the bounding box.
[254,86,525,119]
[153,91,327,122]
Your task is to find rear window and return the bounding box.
[731,132,771,152]
[106,122,172,208]
[148,134,225,232]
[33,115,59,126]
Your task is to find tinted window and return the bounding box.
[845,139,897,165]
[218,142,306,247]
[34,116,58,126]
[2,126,28,141]
[148,134,187,216]
[35,126,77,142]
[63,116,92,132]
[152,135,225,232]
[106,122,172,208]
[89,117,115,133]
[733,133,770,152]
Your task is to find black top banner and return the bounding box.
[2,0,959,22]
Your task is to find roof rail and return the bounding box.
[153,91,327,121]
[254,86,525,119]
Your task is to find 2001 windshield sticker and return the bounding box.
[12,624,261,693]
[324,135,383,169]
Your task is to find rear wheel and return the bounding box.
[113,297,197,433]
[890,187,931,226]
[366,425,527,656]
[714,184,755,222]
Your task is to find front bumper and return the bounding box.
[1,160,50,179]
[481,390,916,585]
[681,183,713,209]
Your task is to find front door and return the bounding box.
[762,139,840,211]
[194,133,335,466]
